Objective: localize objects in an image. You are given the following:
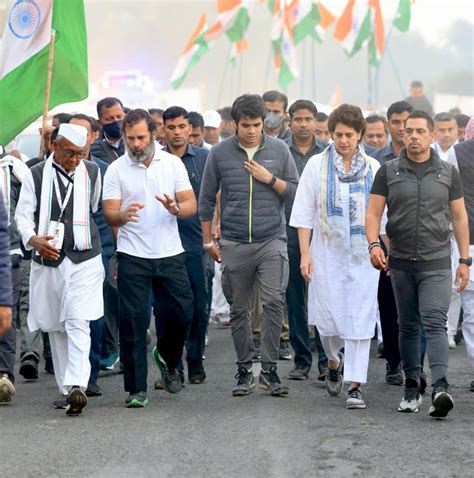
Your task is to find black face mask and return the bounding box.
[102,120,123,140]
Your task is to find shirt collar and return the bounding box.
[164,143,195,158]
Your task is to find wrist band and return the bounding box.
[368,242,381,253]
[268,175,277,187]
[203,242,215,250]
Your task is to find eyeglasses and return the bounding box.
[58,143,87,160]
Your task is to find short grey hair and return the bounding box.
[434,112,455,123]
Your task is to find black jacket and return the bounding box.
[0,195,12,306]
[90,135,124,164]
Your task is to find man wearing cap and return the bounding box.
[15,124,104,416]
[202,110,223,146]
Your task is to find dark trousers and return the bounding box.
[377,270,401,369]
[89,317,105,384]
[184,251,209,374]
[286,245,312,368]
[118,252,193,394]
[0,256,20,383]
[390,268,451,387]
[102,254,119,358]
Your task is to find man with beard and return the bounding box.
[103,109,195,408]
[90,97,125,164]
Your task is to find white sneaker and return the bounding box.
[448,336,456,349]
[346,388,366,409]
[398,389,422,413]
[0,374,15,403]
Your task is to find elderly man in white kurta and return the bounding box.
[290,104,381,410]
[15,124,104,416]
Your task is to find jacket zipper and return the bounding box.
[247,144,265,243]
[413,179,421,260]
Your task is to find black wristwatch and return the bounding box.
[267,174,277,187]
[459,257,472,266]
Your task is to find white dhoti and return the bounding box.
[28,254,104,393]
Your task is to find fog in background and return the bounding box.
[1,0,473,112]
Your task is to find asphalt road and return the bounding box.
[1,325,473,478]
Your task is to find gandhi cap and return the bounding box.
[58,123,87,147]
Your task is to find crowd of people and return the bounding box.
[0,82,473,419]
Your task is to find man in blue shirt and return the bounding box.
[163,106,209,384]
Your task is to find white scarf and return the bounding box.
[38,154,92,251]
[0,154,29,225]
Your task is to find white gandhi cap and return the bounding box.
[58,123,87,148]
[203,110,222,129]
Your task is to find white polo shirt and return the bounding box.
[103,141,192,259]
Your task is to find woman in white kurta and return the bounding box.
[290,104,381,410]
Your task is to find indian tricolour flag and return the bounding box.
[170,13,209,89]
[333,0,385,65]
[205,0,251,44]
[0,0,88,146]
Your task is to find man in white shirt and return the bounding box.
[102,109,196,408]
[433,112,458,161]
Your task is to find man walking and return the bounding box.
[103,109,195,408]
[366,110,469,418]
[15,124,104,416]
[199,94,299,397]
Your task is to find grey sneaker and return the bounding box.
[278,340,292,360]
[232,367,255,396]
[288,365,310,380]
[346,387,366,409]
[386,363,404,386]
[398,388,422,413]
[325,351,344,397]
[429,391,454,418]
[0,374,15,403]
[259,366,289,396]
[125,391,148,408]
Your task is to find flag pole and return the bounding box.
[39,29,56,158]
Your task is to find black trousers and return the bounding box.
[286,245,312,368]
[117,252,193,394]
[377,269,401,369]
[184,251,209,375]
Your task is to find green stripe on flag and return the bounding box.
[0,0,88,146]
[294,5,321,45]
[225,7,250,43]
[393,0,411,32]
[348,9,371,57]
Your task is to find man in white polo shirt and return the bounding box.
[103,109,196,408]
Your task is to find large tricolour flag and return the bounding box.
[0,0,88,146]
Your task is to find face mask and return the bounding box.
[102,120,123,140]
[264,112,283,133]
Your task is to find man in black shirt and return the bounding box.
[366,110,469,419]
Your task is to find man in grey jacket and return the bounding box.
[199,94,299,397]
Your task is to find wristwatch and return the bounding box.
[459,257,472,266]
[267,174,277,186]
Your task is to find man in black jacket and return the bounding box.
[366,110,470,419]
[90,97,125,164]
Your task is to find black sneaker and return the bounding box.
[19,356,39,380]
[85,382,102,397]
[151,346,182,394]
[188,370,206,384]
[259,366,289,396]
[232,367,255,396]
[386,363,403,386]
[65,387,87,416]
[53,397,68,409]
[470,380,474,392]
[278,340,292,360]
[44,357,54,375]
[287,365,310,380]
[325,351,344,397]
[429,389,454,418]
[317,361,329,381]
[377,342,385,358]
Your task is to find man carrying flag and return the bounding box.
[15,124,104,416]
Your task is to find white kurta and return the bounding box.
[290,153,380,340]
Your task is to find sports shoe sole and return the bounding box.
[126,398,149,408]
[346,402,367,409]
[66,389,87,416]
[232,382,256,397]
[429,393,454,418]
[0,382,14,403]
